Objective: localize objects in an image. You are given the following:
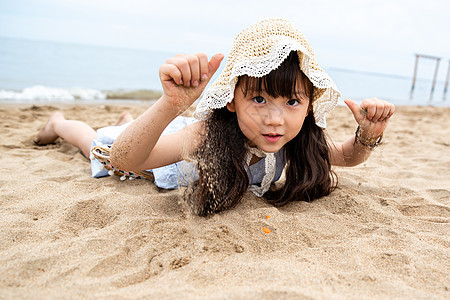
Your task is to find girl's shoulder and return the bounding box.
[163,116,202,135]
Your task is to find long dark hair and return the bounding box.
[264,111,337,206]
[185,51,336,216]
[184,107,249,216]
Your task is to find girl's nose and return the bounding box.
[263,104,284,126]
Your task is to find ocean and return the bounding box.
[0,36,448,105]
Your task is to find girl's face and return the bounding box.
[227,80,310,153]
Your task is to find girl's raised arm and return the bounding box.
[329,98,395,167]
[109,53,224,171]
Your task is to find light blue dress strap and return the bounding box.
[247,149,285,185]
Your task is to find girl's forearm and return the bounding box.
[109,95,181,171]
[340,134,372,167]
[109,53,223,171]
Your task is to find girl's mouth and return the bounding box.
[263,134,282,143]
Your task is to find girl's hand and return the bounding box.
[344,98,395,139]
[159,53,224,112]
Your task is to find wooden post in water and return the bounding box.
[429,57,441,102]
[409,54,419,100]
[443,60,450,101]
[409,54,442,102]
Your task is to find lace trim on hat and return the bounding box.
[194,39,340,128]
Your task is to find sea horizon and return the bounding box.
[1,36,448,106]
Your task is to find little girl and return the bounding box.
[37,19,395,216]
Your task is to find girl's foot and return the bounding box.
[115,112,133,126]
[35,111,65,145]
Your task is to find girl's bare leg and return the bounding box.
[35,112,96,158]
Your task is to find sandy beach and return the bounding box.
[0,102,448,299]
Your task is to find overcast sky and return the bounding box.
[1,0,449,79]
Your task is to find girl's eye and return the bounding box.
[252,96,266,104]
[287,99,300,106]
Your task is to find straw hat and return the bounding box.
[193,18,340,128]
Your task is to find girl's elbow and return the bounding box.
[109,146,129,171]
